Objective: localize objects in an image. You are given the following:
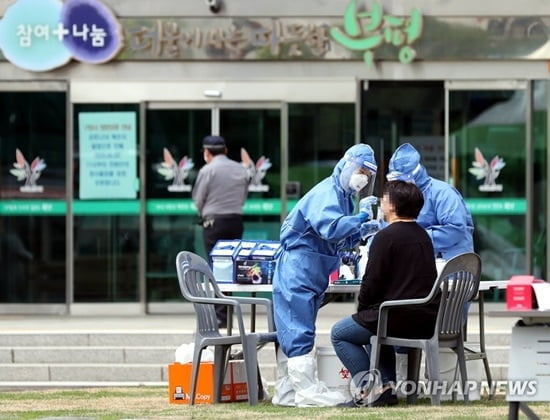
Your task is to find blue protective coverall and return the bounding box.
[388,143,474,260]
[273,144,374,358]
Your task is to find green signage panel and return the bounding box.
[73,200,140,215]
[244,199,282,215]
[146,198,290,215]
[465,198,526,215]
[0,198,295,216]
[0,200,66,215]
[146,199,197,215]
[0,198,523,218]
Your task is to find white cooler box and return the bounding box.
[315,346,352,400]
[414,348,482,401]
[438,348,482,401]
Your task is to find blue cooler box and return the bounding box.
[234,241,281,284]
[210,240,241,283]
[235,241,259,260]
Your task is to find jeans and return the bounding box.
[330,316,396,386]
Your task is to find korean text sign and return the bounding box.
[79,112,137,199]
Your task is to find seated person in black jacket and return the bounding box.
[331,180,439,407]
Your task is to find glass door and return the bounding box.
[0,83,67,312]
[145,104,210,304]
[219,105,281,241]
[144,103,281,307]
[445,81,530,281]
[360,81,445,195]
[72,103,141,304]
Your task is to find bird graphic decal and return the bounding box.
[240,147,272,192]
[156,148,194,192]
[9,148,46,193]
[468,147,505,192]
[246,263,263,284]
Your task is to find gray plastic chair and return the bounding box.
[369,252,482,406]
[175,251,278,405]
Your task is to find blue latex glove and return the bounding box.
[359,195,378,221]
[360,220,380,240]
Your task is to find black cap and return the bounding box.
[202,135,226,150]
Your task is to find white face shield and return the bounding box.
[340,157,377,195]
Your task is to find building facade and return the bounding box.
[0,0,548,314]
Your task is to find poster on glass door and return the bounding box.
[156,148,194,192]
[78,112,137,199]
[241,148,272,192]
[9,148,47,193]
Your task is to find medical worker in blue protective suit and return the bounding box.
[387,142,474,260]
[386,142,474,387]
[271,143,378,407]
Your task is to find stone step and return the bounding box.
[0,363,167,383]
[0,344,511,364]
[0,341,511,367]
[0,329,512,387]
[0,361,510,387]
[0,332,194,347]
[0,330,510,346]
[0,346,176,364]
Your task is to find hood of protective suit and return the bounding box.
[388,143,430,191]
[333,143,377,193]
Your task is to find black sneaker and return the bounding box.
[338,385,398,408]
[368,385,398,407]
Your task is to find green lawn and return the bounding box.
[0,387,549,419]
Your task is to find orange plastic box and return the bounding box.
[168,362,232,404]
[506,275,544,310]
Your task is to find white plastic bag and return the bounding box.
[175,343,214,363]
